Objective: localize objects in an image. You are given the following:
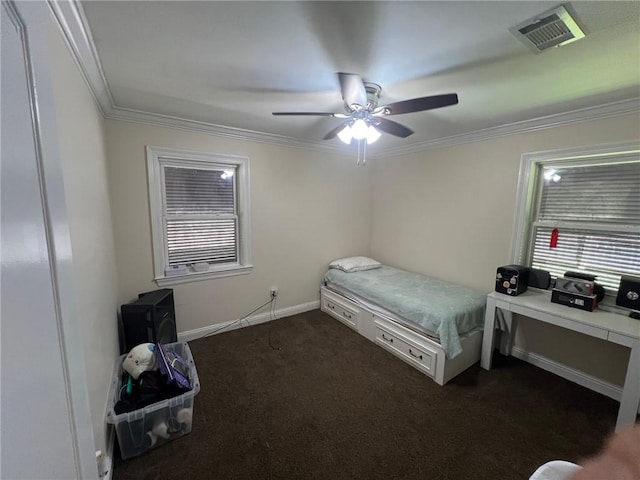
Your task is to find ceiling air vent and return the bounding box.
[510,4,585,53]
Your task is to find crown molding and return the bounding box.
[50,0,640,157]
[373,97,640,158]
[47,0,114,116]
[106,105,346,154]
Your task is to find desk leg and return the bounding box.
[498,310,516,357]
[616,341,640,431]
[481,296,498,370]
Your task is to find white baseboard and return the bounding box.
[510,346,640,414]
[177,300,320,343]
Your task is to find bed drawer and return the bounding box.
[375,322,437,376]
[322,291,359,330]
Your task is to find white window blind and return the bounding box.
[164,166,237,266]
[529,160,640,291]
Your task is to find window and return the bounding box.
[512,142,639,297]
[146,146,252,285]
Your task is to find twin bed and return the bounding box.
[320,257,487,385]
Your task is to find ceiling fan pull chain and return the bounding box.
[362,139,367,166]
[355,139,366,166]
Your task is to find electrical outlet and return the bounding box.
[270,287,278,298]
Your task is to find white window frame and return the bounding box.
[146,145,252,286]
[510,141,640,301]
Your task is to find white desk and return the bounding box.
[481,290,640,430]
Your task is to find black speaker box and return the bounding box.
[616,276,640,311]
[496,265,529,296]
[551,289,597,312]
[564,271,605,302]
[120,288,177,354]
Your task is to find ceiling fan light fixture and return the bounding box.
[273,72,458,152]
[351,119,369,140]
[337,125,353,144]
[366,125,381,144]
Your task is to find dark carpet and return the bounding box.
[112,309,620,480]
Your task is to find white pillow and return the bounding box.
[329,256,381,273]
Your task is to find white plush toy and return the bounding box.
[122,343,157,380]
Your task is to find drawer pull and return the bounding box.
[344,312,352,319]
[409,348,423,360]
[381,333,393,343]
[328,304,335,310]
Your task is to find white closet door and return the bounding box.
[1,2,96,478]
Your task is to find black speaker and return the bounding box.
[529,268,551,289]
[120,288,177,354]
[616,276,640,311]
[496,265,529,296]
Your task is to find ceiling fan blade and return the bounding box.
[381,93,459,115]
[373,117,414,138]
[323,120,351,140]
[272,112,338,116]
[338,72,367,109]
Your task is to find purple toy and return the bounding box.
[155,343,191,390]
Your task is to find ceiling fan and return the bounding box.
[272,72,459,145]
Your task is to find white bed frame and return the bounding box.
[320,286,483,385]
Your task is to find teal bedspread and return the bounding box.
[322,266,486,358]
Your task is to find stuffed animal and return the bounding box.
[122,343,157,380]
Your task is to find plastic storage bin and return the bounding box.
[106,342,200,459]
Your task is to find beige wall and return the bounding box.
[47,21,120,451]
[369,114,640,386]
[105,121,372,333]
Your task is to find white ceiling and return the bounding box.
[79,1,640,153]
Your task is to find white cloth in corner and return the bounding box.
[529,460,582,480]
